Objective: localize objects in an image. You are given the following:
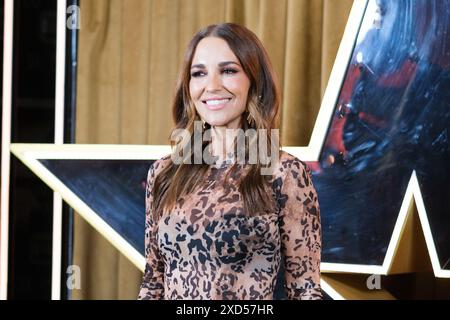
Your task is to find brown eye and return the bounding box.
[222,68,238,75]
[191,71,205,78]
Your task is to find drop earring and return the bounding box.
[246,111,254,126]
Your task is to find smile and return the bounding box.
[202,98,232,110]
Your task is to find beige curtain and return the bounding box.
[74,0,353,299]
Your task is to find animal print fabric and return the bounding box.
[138,151,322,300]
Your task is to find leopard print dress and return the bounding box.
[138,150,322,300]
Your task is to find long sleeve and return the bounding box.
[278,158,322,300]
[138,162,165,299]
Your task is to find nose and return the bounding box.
[205,72,223,92]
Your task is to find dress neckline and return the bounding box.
[210,159,234,169]
[209,152,236,169]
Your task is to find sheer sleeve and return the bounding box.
[138,162,165,299]
[278,157,322,300]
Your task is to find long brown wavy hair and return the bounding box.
[152,23,281,220]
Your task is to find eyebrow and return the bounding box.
[190,61,240,69]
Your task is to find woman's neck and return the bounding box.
[210,125,238,163]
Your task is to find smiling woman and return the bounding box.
[138,23,322,300]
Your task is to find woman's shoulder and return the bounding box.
[148,154,173,178]
[271,150,315,195]
[277,150,310,173]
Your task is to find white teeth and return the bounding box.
[205,98,230,106]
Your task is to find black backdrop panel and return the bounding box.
[9,0,57,299]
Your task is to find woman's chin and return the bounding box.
[204,119,229,127]
[205,117,243,129]
[208,122,228,127]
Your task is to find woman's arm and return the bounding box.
[278,157,322,300]
[138,163,165,299]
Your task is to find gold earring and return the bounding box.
[246,111,253,126]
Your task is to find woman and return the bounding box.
[138,23,322,300]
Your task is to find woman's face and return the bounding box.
[189,37,251,129]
